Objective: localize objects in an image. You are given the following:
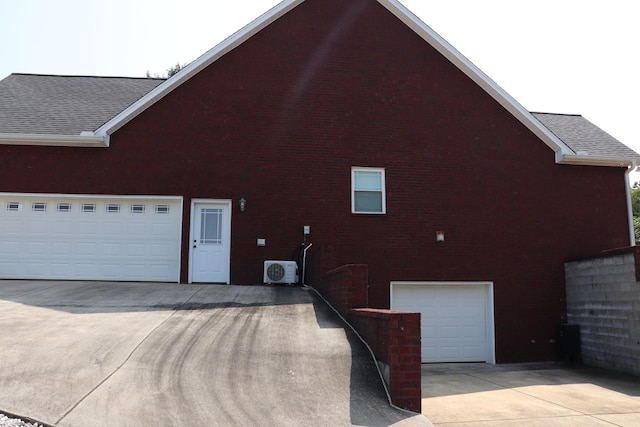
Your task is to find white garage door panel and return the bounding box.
[392,283,494,363]
[0,195,181,282]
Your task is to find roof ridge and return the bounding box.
[11,73,166,81]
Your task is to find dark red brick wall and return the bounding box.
[315,264,369,314]
[349,308,422,413]
[0,0,632,361]
[314,264,421,412]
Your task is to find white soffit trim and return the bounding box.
[378,0,574,159]
[0,133,106,147]
[555,152,636,168]
[94,0,304,144]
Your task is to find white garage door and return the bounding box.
[0,194,182,282]
[391,282,495,363]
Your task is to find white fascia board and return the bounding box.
[555,152,637,168]
[378,0,575,160]
[95,0,304,144]
[0,133,106,147]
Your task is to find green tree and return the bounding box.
[632,182,640,242]
[632,182,640,215]
[166,62,185,77]
[146,62,186,79]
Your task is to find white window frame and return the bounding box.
[6,202,21,211]
[32,202,47,212]
[155,204,170,214]
[130,204,146,214]
[351,167,386,214]
[57,202,72,212]
[82,203,96,213]
[106,203,121,213]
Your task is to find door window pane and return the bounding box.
[57,203,72,212]
[155,205,170,214]
[6,202,20,211]
[106,204,120,213]
[32,202,47,212]
[200,208,222,244]
[130,204,146,214]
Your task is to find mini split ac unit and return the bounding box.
[263,260,298,284]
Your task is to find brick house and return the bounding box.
[1,0,638,364]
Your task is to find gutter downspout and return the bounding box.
[625,162,637,246]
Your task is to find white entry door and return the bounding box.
[190,201,231,283]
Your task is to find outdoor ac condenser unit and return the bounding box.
[263,260,298,284]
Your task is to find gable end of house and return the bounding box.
[0,0,637,168]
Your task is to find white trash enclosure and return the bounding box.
[0,194,182,282]
[391,281,495,363]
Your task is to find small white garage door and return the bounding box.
[391,282,495,363]
[0,194,182,282]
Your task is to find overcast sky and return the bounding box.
[1,0,638,179]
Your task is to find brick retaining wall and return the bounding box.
[349,308,421,413]
[314,264,422,412]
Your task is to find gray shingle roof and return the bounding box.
[1,74,638,163]
[0,74,164,135]
[531,112,640,160]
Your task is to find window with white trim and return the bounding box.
[106,204,120,213]
[6,202,20,211]
[32,202,47,212]
[351,167,386,214]
[155,205,170,214]
[57,202,72,212]
[130,204,146,214]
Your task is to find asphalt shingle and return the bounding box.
[1,74,638,164]
[531,112,640,160]
[0,74,164,135]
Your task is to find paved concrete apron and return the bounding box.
[0,281,429,426]
[421,363,640,426]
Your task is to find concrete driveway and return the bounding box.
[421,362,640,426]
[0,280,430,426]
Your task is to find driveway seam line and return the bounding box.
[54,286,205,425]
